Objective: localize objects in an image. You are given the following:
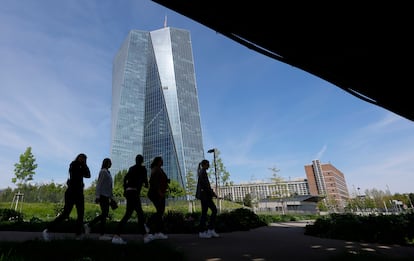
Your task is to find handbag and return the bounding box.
[110,199,118,210]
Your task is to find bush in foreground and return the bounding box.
[0,208,271,234]
[305,212,414,246]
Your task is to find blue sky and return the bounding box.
[1,0,414,195]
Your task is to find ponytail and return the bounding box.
[198,162,203,171]
[198,159,209,171]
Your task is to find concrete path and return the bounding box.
[1,222,414,260]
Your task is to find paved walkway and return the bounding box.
[1,222,414,260]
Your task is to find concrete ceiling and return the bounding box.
[152,1,414,122]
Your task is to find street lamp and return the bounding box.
[207,148,220,211]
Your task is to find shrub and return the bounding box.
[304,212,414,246]
[0,209,23,222]
[163,210,198,233]
[216,208,266,232]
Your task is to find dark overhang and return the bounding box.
[152,1,414,122]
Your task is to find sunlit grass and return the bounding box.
[0,200,245,222]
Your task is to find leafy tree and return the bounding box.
[243,193,253,207]
[113,169,127,199]
[364,188,393,210]
[5,181,66,203]
[364,196,377,210]
[37,182,65,203]
[365,188,387,209]
[167,179,185,198]
[0,187,14,202]
[207,149,231,189]
[185,170,196,197]
[184,170,197,212]
[323,195,340,212]
[12,147,37,189]
[84,178,97,203]
[317,200,328,211]
[345,195,375,212]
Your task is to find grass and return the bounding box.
[0,200,245,223]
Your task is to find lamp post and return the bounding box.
[207,148,220,212]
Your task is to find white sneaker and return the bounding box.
[42,229,50,241]
[98,235,112,240]
[208,229,220,238]
[84,224,90,234]
[199,231,212,238]
[112,235,127,245]
[153,232,168,240]
[143,233,154,244]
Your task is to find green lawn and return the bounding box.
[1,200,244,223]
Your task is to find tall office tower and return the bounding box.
[110,26,204,189]
[304,160,350,210]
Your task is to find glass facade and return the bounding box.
[110,27,204,189]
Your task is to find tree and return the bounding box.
[364,188,392,211]
[243,193,253,207]
[167,179,186,198]
[84,178,97,203]
[113,169,127,199]
[207,149,231,189]
[269,166,282,183]
[0,187,14,202]
[184,169,197,212]
[12,147,37,189]
[323,195,340,212]
[185,170,197,197]
[317,200,328,212]
[268,166,288,197]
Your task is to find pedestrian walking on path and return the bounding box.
[84,158,115,241]
[146,156,169,243]
[43,153,91,241]
[196,159,220,239]
[111,154,151,244]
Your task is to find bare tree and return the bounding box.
[268,166,289,197]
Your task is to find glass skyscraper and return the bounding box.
[110,26,204,189]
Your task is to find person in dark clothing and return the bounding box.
[196,159,220,238]
[42,153,91,241]
[146,156,169,242]
[84,158,114,240]
[112,154,151,244]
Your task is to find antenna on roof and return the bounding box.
[164,14,167,28]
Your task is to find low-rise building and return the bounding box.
[256,195,324,214]
[218,178,309,202]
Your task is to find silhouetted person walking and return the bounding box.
[196,159,220,238]
[43,153,91,240]
[84,158,115,240]
[146,156,169,242]
[112,154,151,244]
